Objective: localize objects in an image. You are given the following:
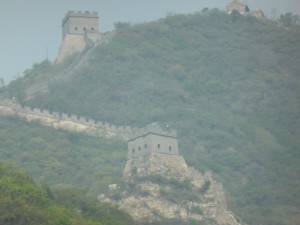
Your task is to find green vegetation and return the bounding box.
[1,8,300,225]
[279,12,300,27]
[130,174,201,204]
[0,116,127,196]
[199,180,211,194]
[0,161,134,225]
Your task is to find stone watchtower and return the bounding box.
[227,0,265,19]
[123,124,191,180]
[61,11,99,39]
[128,124,179,160]
[57,11,100,63]
[226,0,250,15]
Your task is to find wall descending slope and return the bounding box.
[0,98,135,140]
[25,31,113,98]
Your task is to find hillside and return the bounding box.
[0,116,126,195]
[1,8,300,225]
[0,161,135,225]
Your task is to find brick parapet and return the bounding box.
[0,98,158,141]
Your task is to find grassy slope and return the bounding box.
[2,9,300,225]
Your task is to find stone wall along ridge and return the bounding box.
[0,98,139,140]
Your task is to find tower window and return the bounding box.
[91,27,94,30]
[144,144,147,149]
[132,149,135,153]
[74,27,78,30]
[83,27,86,31]
[138,146,141,151]
[169,146,172,151]
[157,144,160,149]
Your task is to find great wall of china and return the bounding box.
[0,98,175,142]
[25,32,113,97]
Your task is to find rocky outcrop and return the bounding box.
[100,152,245,225]
[0,98,245,224]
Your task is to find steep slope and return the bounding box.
[102,149,243,225]
[1,9,300,225]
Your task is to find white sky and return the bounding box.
[0,0,299,84]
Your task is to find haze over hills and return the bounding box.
[1,8,300,225]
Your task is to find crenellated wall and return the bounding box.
[62,10,99,40]
[0,98,179,146]
[0,98,139,141]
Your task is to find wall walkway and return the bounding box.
[0,98,175,142]
[25,32,112,97]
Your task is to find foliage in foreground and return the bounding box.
[0,161,134,225]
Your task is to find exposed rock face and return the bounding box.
[101,152,244,225]
[0,99,244,224]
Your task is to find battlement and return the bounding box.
[128,123,177,141]
[57,10,100,62]
[127,123,179,160]
[0,98,134,140]
[0,98,180,164]
[61,10,100,40]
[0,97,169,141]
[62,11,99,27]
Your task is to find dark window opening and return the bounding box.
[169,146,172,151]
[144,144,147,149]
[138,147,141,151]
[132,149,135,153]
[158,144,160,149]
[75,27,78,30]
[83,27,86,31]
[91,27,94,30]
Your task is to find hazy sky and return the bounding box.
[0,0,299,83]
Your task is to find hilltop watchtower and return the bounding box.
[123,124,191,180]
[128,124,179,160]
[226,1,265,19]
[227,0,250,15]
[62,11,99,40]
[57,11,100,63]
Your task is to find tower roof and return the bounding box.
[62,10,99,27]
[128,123,177,142]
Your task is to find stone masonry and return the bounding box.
[57,11,100,63]
[101,124,245,225]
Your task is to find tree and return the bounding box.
[278,12,300,27]
[114,22,131,30]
